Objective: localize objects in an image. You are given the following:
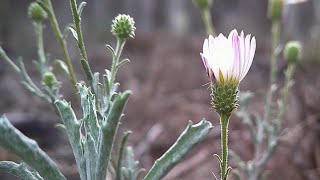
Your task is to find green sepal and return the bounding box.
[211,82,239,116]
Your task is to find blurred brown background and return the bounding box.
[0,0,320,179]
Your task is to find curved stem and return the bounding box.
[220,114,230,180]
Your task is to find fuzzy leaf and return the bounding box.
[0,115,66,180]
[0,161,43,180]
[143,120,213,180]
[55,100,86,180]
[69,27,78,42]
[96,91,131,180]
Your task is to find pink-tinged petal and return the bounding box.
[239,31,246,79]
[240,36,256,81]
[228,29,238,40]
[249,37,256,62]
[200,30,256,84]
[203,38,209,55]
[232,31,241,80]
[241,34,251,79]
[200,53,209,72]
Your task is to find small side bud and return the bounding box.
[28,2,48,22]
[193,0,213,10]
[42,72,57,89]
[111,14,136,40]
[284,41,302,64]
[268,0,283,21]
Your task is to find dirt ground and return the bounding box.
[0,32,319,180]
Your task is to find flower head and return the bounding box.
[284,41,302,64]
[28,2,48,22]
[201,29,256,85]
[111,14,136,40]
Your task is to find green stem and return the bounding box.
[264,20,280,122]
[109,38,125,88]
[35,23,45,64]
[70,0,88,62]
[0,46,20,73]
[41,0,77,89]
[201,8,216,36]
[269,21,280,85]
[220,114,230,180]
[275,64,296,131]
[34,22,47,74]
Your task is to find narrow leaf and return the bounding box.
[55,100,86,180]
[0,115,66,180]
[0,161,43,180]
[143,120,213,180]
[96,91,131,180]
[69,27,78,42]
[77,2,87,17]
[54,59,70,76]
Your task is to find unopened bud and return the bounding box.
[111,14,136,40]
[284,41,302,64]
[42,72,57,89]
[268,0,283,21]
[28,2,48,22]
[193,0,213,10]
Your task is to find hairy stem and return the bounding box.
[41,0,77,89]
[34,22,46,68]
[220,114,230,180]
[70,0,88,62]
[109,38,125,87]
[0,46,20,73]
[263,20,280,122]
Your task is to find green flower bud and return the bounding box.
[42,72,57,89]
[210,83,239,116]
[284,41,302,64]
[111,14,136,40]
[193,0,213,10]
[28,2,48,22]
[268,0,283,21]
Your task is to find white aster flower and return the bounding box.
[200,29,256,85]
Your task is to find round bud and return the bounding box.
[284,41,302,64]
[28,2,48,22]
[42,72,57,89]
[268,0,283,21]
[193,0,214,10]
[111,14,136,40]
